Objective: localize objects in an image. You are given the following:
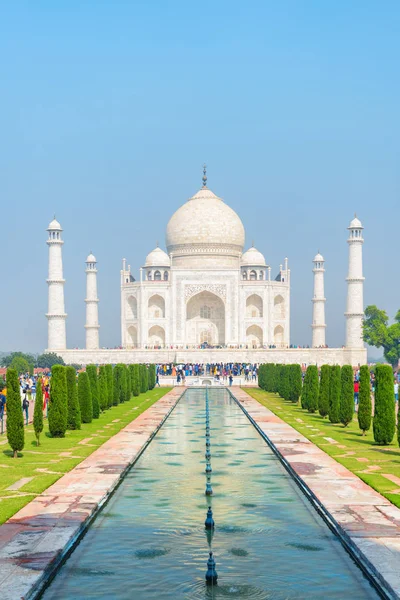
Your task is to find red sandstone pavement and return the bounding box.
[233,387,400,599]
[0,387,183,600]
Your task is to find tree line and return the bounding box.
[258,362,397,445]
[5,363,157,457]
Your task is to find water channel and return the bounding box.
[42,388,379,599]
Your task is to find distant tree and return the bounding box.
[98,366,108,411]
[328,366,341,424]
[358,365,372,435]
[363,305,400,367]
[48,365,68,437]
[86,365,100,418]
[33,377,44,445]
[2,352,36,368]
[36,352,65,369]
[148,364,156,390]
[373,364,395,445]
[131,364,140,396]
[6,368,24,457]
[339,365,354,426]
[105,364,113,408]
[78,371,92,423]
[306,366,319,413]
[28,363,34,376]
[10,356,29,375]
[289,364,302,403]
[318,365,330,418]
[66,366,81,430]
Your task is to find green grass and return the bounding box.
[0,387,171,524]
[247,387,400,509]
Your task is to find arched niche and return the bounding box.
[274,294,285,318]
[246,294,263,318]
[186,291,225,346]
[148,294,165,318]
[148,325,165,346]
[127,295,137,320]
[274,325,284,345]
[127,325,138,346]
[246,324,263,348]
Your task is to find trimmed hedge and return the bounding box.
[113,364,124,405]
[339,365,354,427]
[289,364,302,403]
[328,365,341,424]
[306,366,319,413]
[105,364,113,408]
[358,365,371,435]
[86,365,100,419]
[78,371,93,423]
[148,364,156,390]
[6,368,24,457]
[373,364,395,445]
[48,365,68,437]
[98,366,109,411]
[140,364,148,393]
[131,364,140,396]
[33,377,44,445]
[66,366,81,430]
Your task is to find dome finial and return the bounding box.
[202,163,207,188]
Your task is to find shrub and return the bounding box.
[358,365,372,435]
[148,364,156,390]
[126,365,132,400]
[339,365,354,426]
[306,366,319,413]
[279,365,290,400]
[78,371,93,423]
[318,365,330,417]
[113,364,123,405]
[98,366,109,411]
[301,369,309,410]
[131,364,140,396]
[140,364,148,393]
[121,365,128,402]
[86,365,100,419]
[328,366,341,423]
[66,366,81,430]
[33,377,44,446]
[258,364,266,390]
[6,368,24,457]
[105,364,113,408]
[48,365,68,437]
[289,364,302,403]
[373,364,395,445]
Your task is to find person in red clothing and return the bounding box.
[354,379,360,411]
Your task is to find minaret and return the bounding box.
[46,218,67,350]
[311,252,326,347]
[345,215,365,348]
[85,252,100,349]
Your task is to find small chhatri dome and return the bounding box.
[313,252,324,262]
[241,246,266,266]
[47,217,62,231]
[86,252,97,263]
[145,246,170,267]
[349,214,363,229]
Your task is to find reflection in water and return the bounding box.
[43,388,378,599]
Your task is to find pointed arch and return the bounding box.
[246,325,263,348]
[274,295,285,318]
[148,294,165,318]
[127,295,137,320]
[148,325,165,346]
[127,325,138,346]
[274,325,284,345]
[246,294,263,318]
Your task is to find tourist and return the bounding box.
[22,394,29,426]
[354,379,359,411]
[395,380,399,403]
[229,374,233,387]
[0,392,6,421]
[156,373,160,387]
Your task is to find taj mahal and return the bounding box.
[46,168,367,367]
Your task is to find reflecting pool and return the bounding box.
[42,388,379,599]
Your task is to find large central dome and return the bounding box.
[166,187,245,268]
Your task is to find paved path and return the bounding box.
[232,387,400,599]
[0,387,183,600]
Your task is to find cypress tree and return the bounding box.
[132,364,140,396]
[280,366,290,400]
[289,364,302,403]
[329,365,341,424]
[140,364,147,393]
[373,364,395,445]
[86,365,100,418]
[6,368,24,457]
[339,365,354,426]
[358,365,372,435]
[105,364,113,408]
[148,364,156,390]
[98,366,109,411]
[258,364,265,390]
[66,366,81,430]
[301,368,309,410]
[48,365,68,437]
[113,364,123,405]
[33,377,44,446]
[78,371,93,423]
[318,365,330,417]
[126,365,132,399]
[307,365,319,413]
[120,365,128,402]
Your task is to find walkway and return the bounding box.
[233,387,400,599]
[0,387,183,600]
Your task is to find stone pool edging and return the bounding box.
[231,387,400,600]
[0,387,184,600]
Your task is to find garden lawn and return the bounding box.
[0,387,171,524]
[247,388,400,509]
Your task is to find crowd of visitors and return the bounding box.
[156,363,258,384]
[0,373,51,426]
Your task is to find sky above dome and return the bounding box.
[1,1,399,356]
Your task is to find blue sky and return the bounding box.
[0,1,399,355]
